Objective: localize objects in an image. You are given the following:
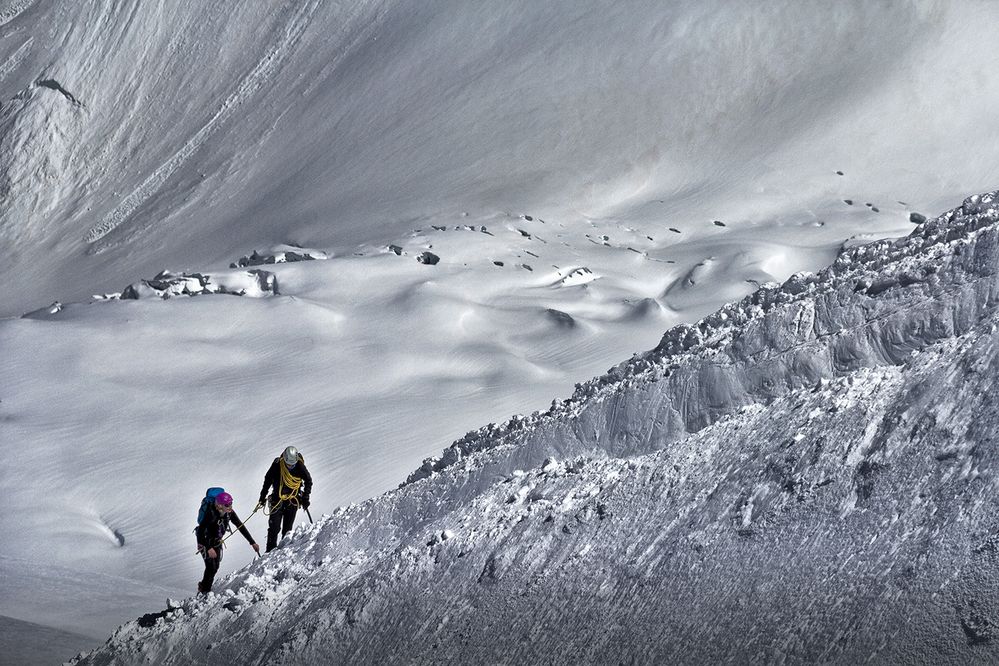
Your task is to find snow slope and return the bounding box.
[5,1,999,662]
[1,1,997,316]
[70,193,999,663]
[0,616,96,666]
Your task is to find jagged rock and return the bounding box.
[417,251,440,265]
[545,309,575,328]
[119,268,278,300]
[232,245,328,268]
[20,301,64,318]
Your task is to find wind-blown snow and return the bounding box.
[70,193,999,663]
[4,1,999,662]
[1,1,996,315]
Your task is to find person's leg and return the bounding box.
[199,548,222,593]
[281,504,298,537]
[266,506,283,552]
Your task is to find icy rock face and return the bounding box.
[115,268,278,300]
[230,245,328,268]
[75,191,999,664]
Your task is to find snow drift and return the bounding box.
[71,193,999,664]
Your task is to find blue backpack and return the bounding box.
[197,487,226,525]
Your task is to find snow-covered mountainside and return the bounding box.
[8,2,999,662]
[1,1,997,316]
[73,192,999,664]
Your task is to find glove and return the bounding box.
[300,497,310,509]
[255,500,265,511]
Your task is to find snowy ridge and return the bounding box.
[407,190,999,483]
[72,190,999,664]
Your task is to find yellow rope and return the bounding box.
[263,457,305,515]
[279,457,303,499]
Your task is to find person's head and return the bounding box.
[282,446,299,467]
[216,492,233,513]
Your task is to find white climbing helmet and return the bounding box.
[282,446,299,467]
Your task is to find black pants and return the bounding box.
[266,502,299,552]
[199,545,224,593]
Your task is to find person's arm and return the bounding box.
[230,510,257,547]
[258,460,276,504]
[299,459,313,506]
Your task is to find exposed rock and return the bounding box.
[231,245,328,268]
[119,268,278,299]
[417,251,440,265]
[545,309,575,328]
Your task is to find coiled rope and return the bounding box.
[262,457,304,514]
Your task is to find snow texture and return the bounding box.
[71,193,999,664]
[0,1,996,317]
[0,615,97,666]
[5,2,999,662]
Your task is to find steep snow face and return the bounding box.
[71,195,999,664]
[1,1,998,313]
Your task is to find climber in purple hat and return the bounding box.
[195,490,259,594]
